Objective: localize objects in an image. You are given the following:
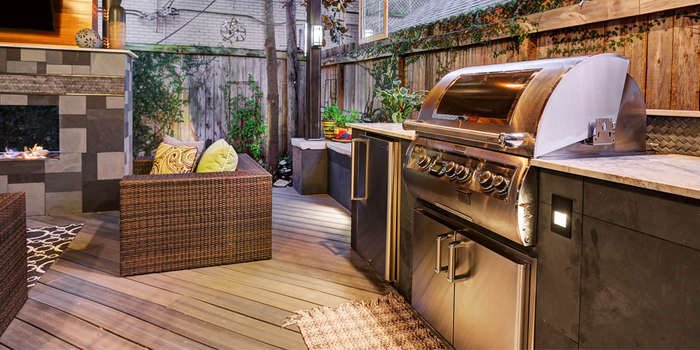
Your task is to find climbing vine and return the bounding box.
[132,48,213,156]
[341,1,699,121]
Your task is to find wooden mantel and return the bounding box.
[0,0,97,48]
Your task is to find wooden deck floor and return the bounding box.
[2,187,395,350]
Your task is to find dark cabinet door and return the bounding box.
[412,208,457,344]
[356,136,390,278]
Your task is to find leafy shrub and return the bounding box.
[334,110,362,128]
[322,104,343,121]
[225,74,266,161]
[373,70,427,123]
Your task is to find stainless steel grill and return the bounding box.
[404,53,646,246]
[403,54,646,350]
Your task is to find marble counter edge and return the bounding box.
[0,43,138,58]
[347,123,416,140]
[290,138,351,156]
[531,157,700,201]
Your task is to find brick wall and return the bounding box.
[100,0,358,51]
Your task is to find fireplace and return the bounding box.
[0,105,60,160]
[0,44,135,216]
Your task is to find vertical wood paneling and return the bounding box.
[671,7,700,110]
[646,11,675,109]
[626,15,649,105]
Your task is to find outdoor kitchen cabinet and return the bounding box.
[532,167,700,350]
[350,125,415,299]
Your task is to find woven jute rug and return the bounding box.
[26,224,83,289]
[283,294,448,350]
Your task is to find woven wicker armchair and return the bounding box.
[0,192,27,335]
[119,153,272,276]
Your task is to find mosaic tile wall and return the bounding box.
[0,47,133,216]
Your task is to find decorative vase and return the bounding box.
[322,120,335,140]
[75,29,102,48]
[102,0,112,48]
[108,0,126,49]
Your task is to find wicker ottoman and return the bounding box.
[119,154,272,276]
[0,192,27,336]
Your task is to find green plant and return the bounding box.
[373,70,427,123]
[322,103,343,121]
[132,50,212,157]
[334,110,362,128]
[225,74,267,162]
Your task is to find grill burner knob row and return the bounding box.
[493,175,510,195]
[418,154,433,170]
[478,171,494,192]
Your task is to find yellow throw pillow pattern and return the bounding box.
[196,139,239,173]
[150,143,198,175]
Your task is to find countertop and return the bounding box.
[347,123,416,141]
[532,154,700,200]
[290,138,351,156]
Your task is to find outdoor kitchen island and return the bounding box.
[531,153,700,349]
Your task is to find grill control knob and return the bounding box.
[478,171,494,191]
[418,155,433,170]
[493,175,510,195]
[445,162,458,179]
[456,166,471,183]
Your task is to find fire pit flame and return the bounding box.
[2,144,52,160]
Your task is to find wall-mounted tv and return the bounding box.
[0,1,56,32]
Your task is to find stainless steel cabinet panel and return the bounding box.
[412,209,456,344]
[454,236,529,349]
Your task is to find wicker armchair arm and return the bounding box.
[133,156,155,175]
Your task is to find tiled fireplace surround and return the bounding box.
[0,45,134,215]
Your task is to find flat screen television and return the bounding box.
[0,1,56,32]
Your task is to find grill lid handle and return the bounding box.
[404,120,528,149]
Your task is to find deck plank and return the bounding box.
[12,187,397,350]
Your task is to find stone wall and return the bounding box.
[0,46,133,216]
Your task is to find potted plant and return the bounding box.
[322,104,342,140]
[334,110,362,140]
[373,71,427,123]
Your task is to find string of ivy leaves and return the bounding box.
[132,47,213,157]
[344,1,697,121]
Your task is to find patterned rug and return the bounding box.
[283,294,448,350]
[26,224,83,289]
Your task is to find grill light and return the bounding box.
[553,211,567,228]
[311,25,323,47]
[551,194,573,238]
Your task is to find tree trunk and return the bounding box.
[264,0,280,174]
[286,0,299,152]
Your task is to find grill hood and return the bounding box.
[403,53,647,158]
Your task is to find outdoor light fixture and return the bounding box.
[311,24,323,47]
[551,194,572,238]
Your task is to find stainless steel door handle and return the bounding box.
[351,138,369,200]
[434,232,453,273]
[448,240,473,283]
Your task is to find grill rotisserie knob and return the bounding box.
[418,155,433,170]
[493,175,510,194]
[445,162,457,178]
[478,171,494,191]
[456,166,471,182]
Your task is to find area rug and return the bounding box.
[26,224,83,289]
[282,294,448,350]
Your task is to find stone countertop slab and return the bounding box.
[291,137,351,156]
[347,123,417,140]
[0,43,138,58]
[532,154,700,200]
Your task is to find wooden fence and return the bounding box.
[131,46,294,158]
[320,0,700,114]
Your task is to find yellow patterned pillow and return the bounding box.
[150,143,198,175]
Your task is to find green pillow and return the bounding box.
[196,139,238,173]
